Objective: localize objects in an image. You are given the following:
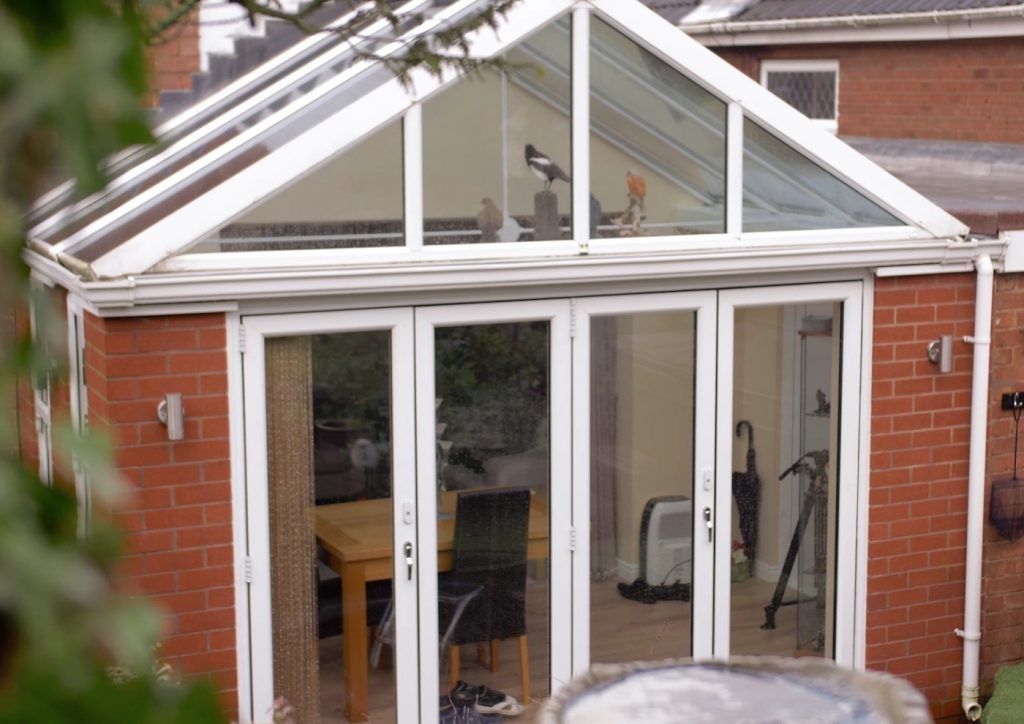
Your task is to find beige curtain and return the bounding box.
[266,336,319,723]
[590,317,618,580]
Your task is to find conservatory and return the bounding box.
[24,0,992,722]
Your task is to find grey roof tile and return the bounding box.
[640,0,701,24]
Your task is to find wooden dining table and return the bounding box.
[314,489,549,722]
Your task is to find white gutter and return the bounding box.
[23,235,1004,311]
[957,253,993,722]
[680,4,1024,35]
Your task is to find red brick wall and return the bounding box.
[716,37,1024,143]
[145,7,200,106]
[869,273,977,720]
[982,273,1024,687]
[84,311,236,713]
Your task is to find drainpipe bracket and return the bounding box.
[963,336,990,346]
[955,628,981,642]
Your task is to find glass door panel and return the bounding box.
[415,301,571,724]
[588,310,696,661]
[435,321,551,716]
[245,309,417,724]
[573,292,717,670]
[716,284,862,665]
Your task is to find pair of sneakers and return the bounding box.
[449,680,525,717]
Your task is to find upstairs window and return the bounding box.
[760,60,838,134]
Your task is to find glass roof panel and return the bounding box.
[189,118,404,253]
[743,119,900,232]
[422,16,572,245]
[589,17,727,238]
[33,0,484,260]
[26,1,386,231]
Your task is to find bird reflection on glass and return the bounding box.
[525,144,570,190]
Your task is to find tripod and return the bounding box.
[761,450,829,650]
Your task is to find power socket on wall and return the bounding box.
[1001,392,1024,411]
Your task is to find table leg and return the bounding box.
[342,564,369,722]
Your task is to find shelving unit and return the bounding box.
[795,316,833,653]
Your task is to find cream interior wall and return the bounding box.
[612,312,696,574]
[238,119,404,224]
[233,72,706,229]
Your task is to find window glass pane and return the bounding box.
[192,119,404,252]
[743,119,900,232]
[766,71,836,120]
[589,311,695,663]
[590,18,726,238]
[729,303,840,659]
[423,17,571,244]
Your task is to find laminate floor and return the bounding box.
[318,576,818,723]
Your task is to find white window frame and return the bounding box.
[760,59,839,134]
[29,277,54,486]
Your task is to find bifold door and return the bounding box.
[240,283,863,722]
[243,301,572,724]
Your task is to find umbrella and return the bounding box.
[732,420,761,575]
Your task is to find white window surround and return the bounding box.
[760,59,839,134]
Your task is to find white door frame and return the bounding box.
[571,291,719,670]
[715,281,863,664]
[241,308,418,724]
[414,299,574,719]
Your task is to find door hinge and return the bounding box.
[570,299,577,339]
[569,525,577,552]
[244,556,254,584]
[238,324,246,354]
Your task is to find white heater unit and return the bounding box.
[640,496,693,586]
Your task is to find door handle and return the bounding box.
[703,506,713,543]
[404,541,414,580]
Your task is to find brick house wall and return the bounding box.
[982,273,1024,688]
[145,7,201,106]
[83,311,237,714]
[870,272,1024,720]
[715,37,1024,144]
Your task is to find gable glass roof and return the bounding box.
[27,0,965,280]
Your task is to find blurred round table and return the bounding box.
[539,656,933,724]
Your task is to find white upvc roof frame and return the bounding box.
[35,0,969,282]
[590,0,966,238]
[31,0,436,248]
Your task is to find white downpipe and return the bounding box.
[958,253,993,722]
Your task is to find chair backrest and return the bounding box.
[449,487,531,644]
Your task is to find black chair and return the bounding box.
[369,488,533,701]
[316,556,392,640]
[442,487,532,702]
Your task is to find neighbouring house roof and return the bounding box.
[23,0,974,298]
[671,0,1024,41]
[848,138,1024,236]
[717,0,1023,22]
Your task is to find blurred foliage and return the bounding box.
[0,1,220,722]
[1,1,522,721]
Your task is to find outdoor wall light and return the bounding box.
[157,393,186,441]
[927,335,953,374]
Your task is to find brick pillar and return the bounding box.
[868,273,976,721]
[84,311,236,714]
